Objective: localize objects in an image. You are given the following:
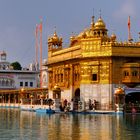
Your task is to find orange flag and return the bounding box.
[35,24,39,64]
[39,18,43,87]
[39,19,42,33]
[128,16,130,30]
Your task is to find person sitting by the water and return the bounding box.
[132,107,137,113]
[64,99,68,107]
[59,103,64,111]
[130,102,136,113]
[93,99,97,110]
[89,103,94,110]
[64,105,71,112]
[89,99,92,110]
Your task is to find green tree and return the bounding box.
[10,61,22,70]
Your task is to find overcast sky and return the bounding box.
[0,0,140,67]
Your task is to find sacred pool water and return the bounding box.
[0,108,140,140]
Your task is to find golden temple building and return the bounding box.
[46,15,140,110]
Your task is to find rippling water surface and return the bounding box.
[0,108,140,140]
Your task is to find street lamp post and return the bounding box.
[114,87,125,113]
[40,94,45,106]
[30,94,34,106]
[20,88,25,105]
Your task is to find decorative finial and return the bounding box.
[99,9,101,18]
[54,26,56,32]
[93,8,94,18]
[91,8,95,29]
[54,26,57,36]
[92,8,95,22]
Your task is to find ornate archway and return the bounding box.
[74,88,80,100]
[125,92,140,113]
[125,92,140,104]
[73,88,80,110]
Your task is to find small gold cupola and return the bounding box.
[110,33,117,42]
[93,15,108,37]
[48,29,63,51]
[94,17,106,30]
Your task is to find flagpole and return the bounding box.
[128,16,133,42]
[35,24,38,65]
[40,19,43,88]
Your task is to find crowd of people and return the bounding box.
[59,99,98,112]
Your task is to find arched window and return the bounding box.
[61,74,63,82]
[92,74,97,81]
[6,80,8,86]
[132,71,138,77]
[124,71,129,77]
[97,31,100,36]
[2,80,5,86]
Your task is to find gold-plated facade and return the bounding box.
[47,16,140,110]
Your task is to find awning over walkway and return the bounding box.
[124,87,140,95]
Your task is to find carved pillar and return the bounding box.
[8,94,10,104]
[20,88,26,105]
[30,94,34,106]
[64,65,70,88]
[53,84,61,111]
[48,68,53,89]
[81,63,91,84]
[40,94,45,106]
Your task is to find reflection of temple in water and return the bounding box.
[47,114,124,140]
[1,109,139,140]
[46,14,140,110]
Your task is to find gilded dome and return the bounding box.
[111,33,117,41]
[70,33,76,41]
[94,17,106,30]
[76,16,107,38]
[48,30,62,46]
[78,28,94,38]
[85,29,94,37]
[52,31,59,40]
[48,31,58,41]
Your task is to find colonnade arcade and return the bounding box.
[0,88,48,105]
[0,78,14,88]
[0,91,19,104]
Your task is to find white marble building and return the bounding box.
[0,51,39,89]
[41,59,48,88]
